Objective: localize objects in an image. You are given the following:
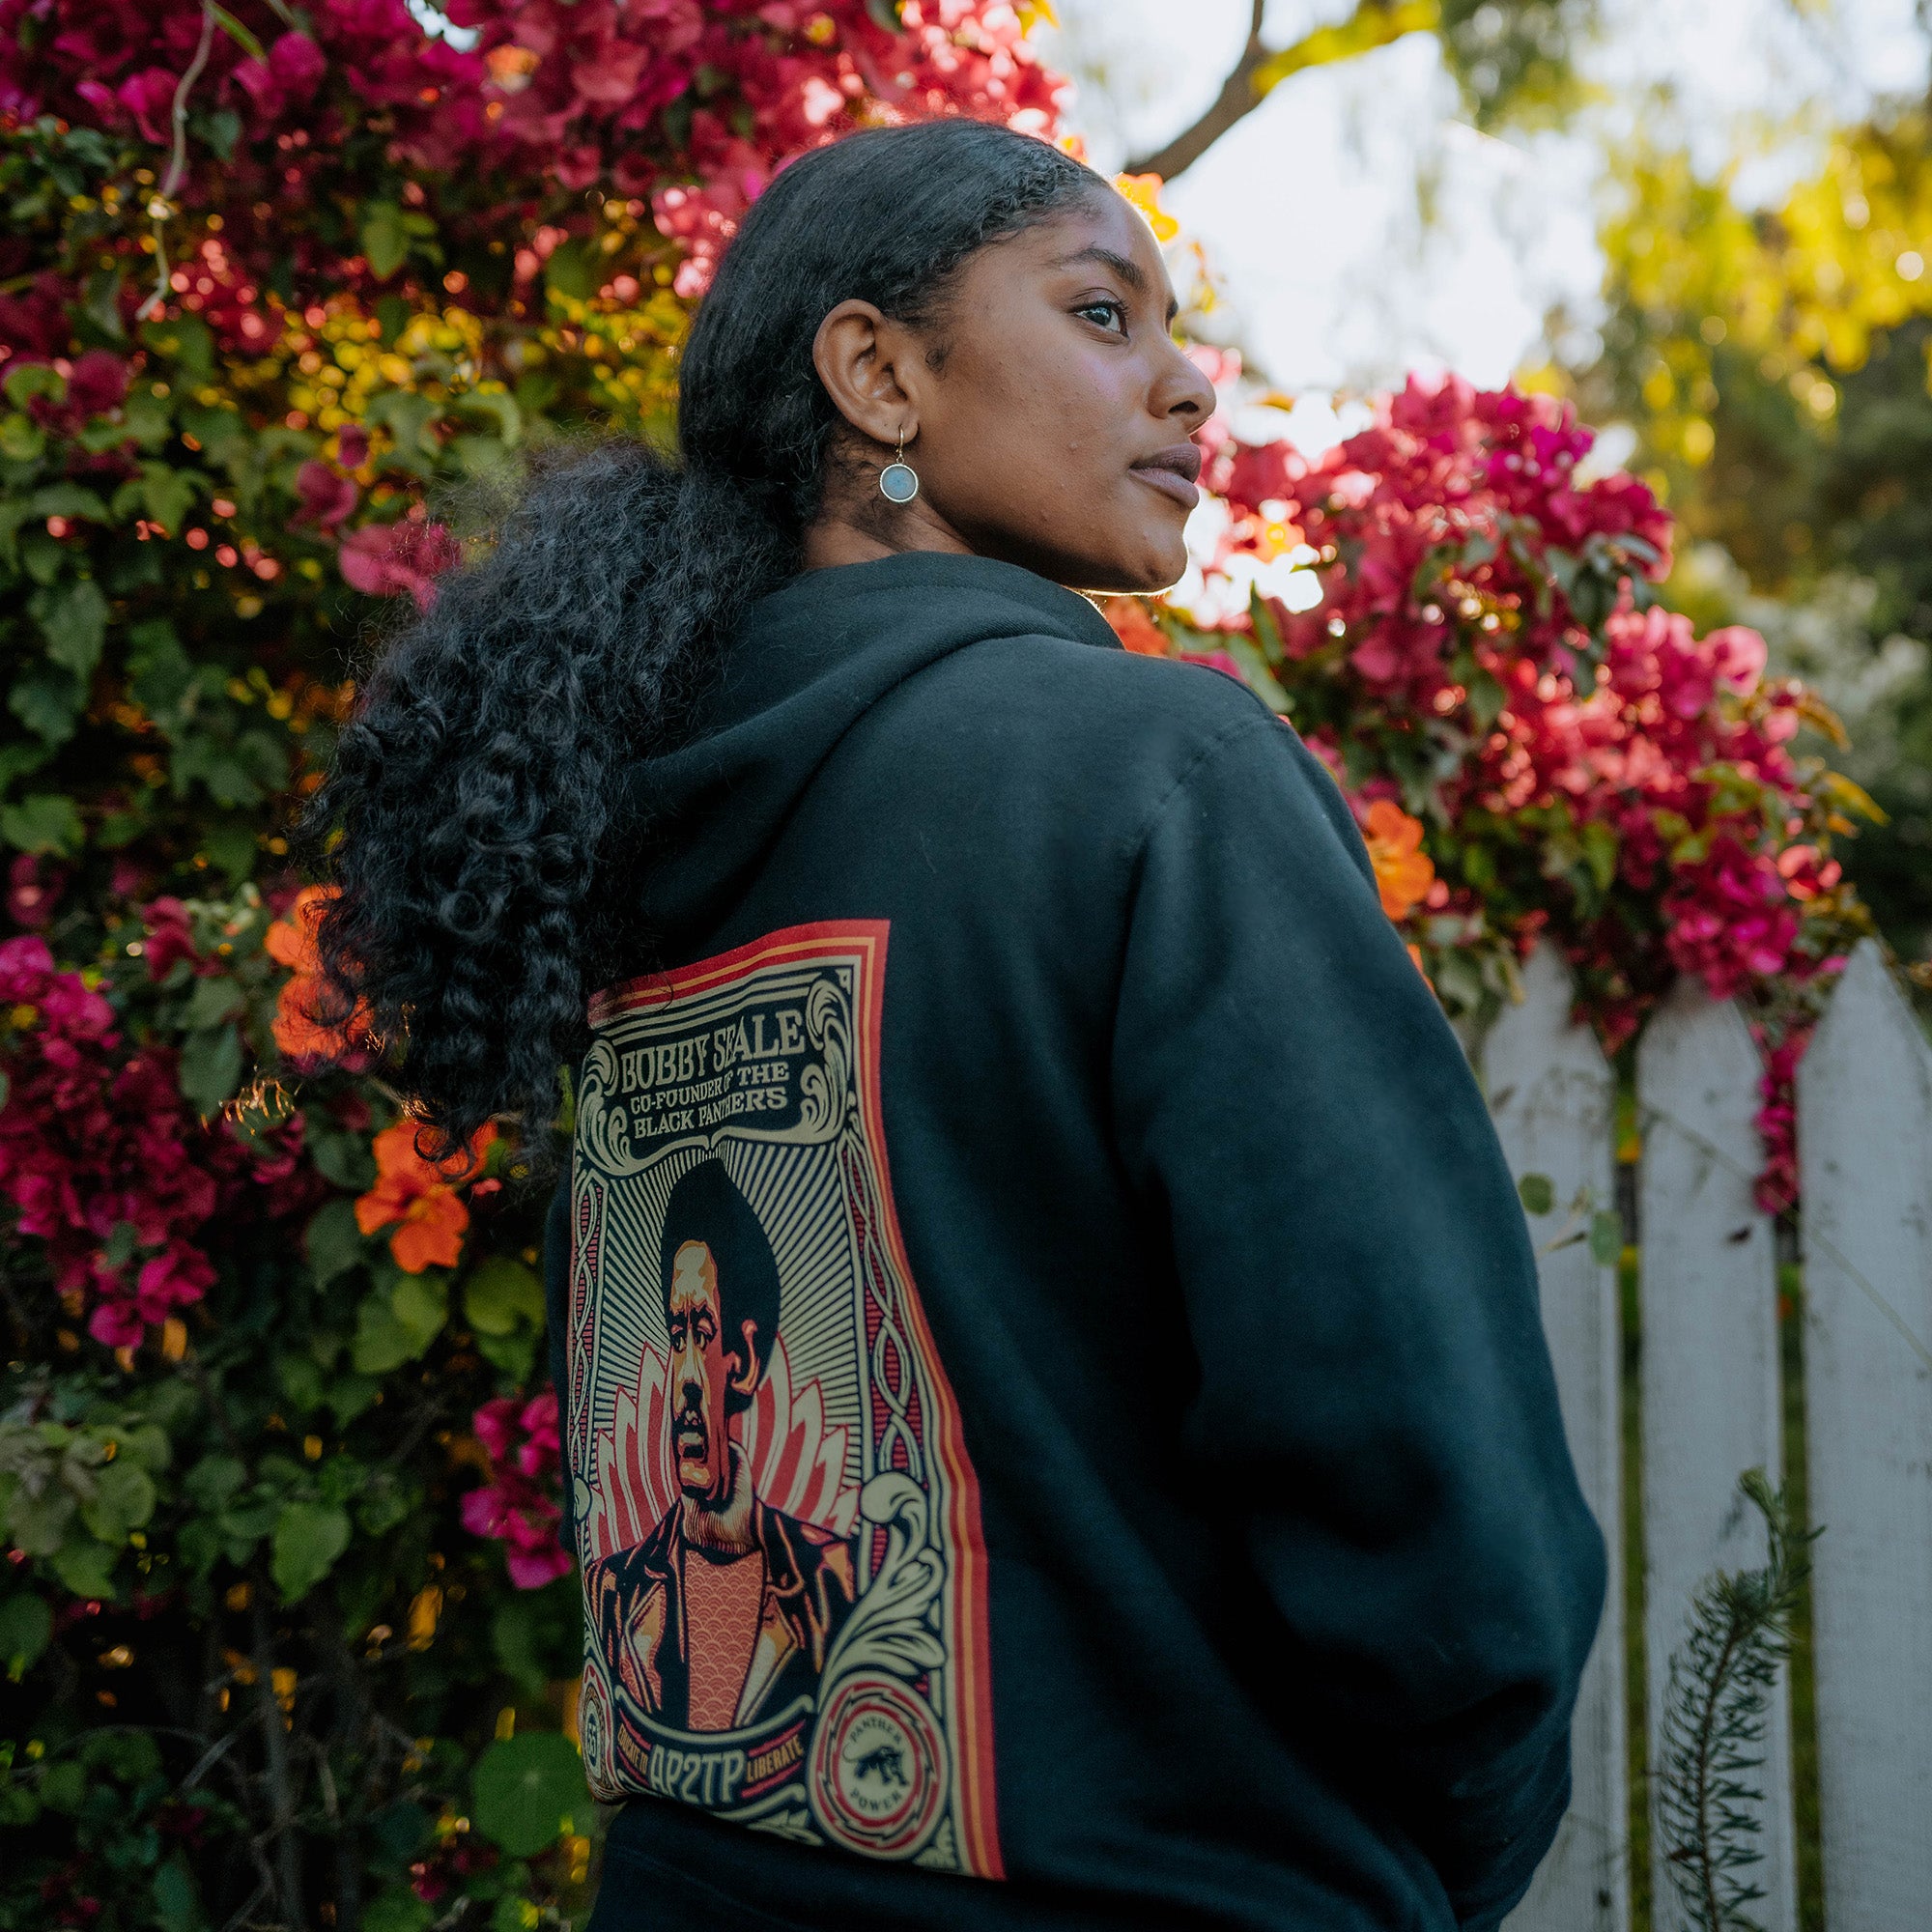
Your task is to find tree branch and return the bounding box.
[1122,0,1267,183]
[1122,0,1440,183]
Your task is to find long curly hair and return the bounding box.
[301,120,1097,1160]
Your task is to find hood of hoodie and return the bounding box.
[612,550,1124,945]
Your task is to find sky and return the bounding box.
[1038,0,1931,406]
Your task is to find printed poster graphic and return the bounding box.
[566,923,1001,1878]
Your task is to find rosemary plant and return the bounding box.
[1656,1467,1818,1931]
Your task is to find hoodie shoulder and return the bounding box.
[865,628,1297,829]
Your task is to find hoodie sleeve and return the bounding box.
[1109,704,1605,1928]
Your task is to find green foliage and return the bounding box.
[471,1732,588,1858]
[1656,1469,1819,1931]
[1586,110,1932,966]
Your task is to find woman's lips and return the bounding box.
[1130,443,1203,509]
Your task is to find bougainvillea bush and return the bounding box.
[0,1,1875,1925]
[0,4,1065,1926]
[1127,365,1875,1209]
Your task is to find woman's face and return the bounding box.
[809,190,1215,594]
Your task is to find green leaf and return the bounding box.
[327,1374,380,1428]
[474,1325,538,1381]
[362,1889,435,1932]
[0,412,45,463]
[39,1761,87,1813]
[3,362,63,408]
[152,1852,207,1932]
[1580,818,1619,895]
[276,1351,327,1414]
[139,462,198,535]
[355,1479,411,1538]
[0,1592,53,1681]
[19,528,65,584]
[367,388,439,457]
[453,387,522,448]
[203,815,265,880]
[185,1454,247,1512]
[491,1581,580,1696]
[127,615,193,714]
[1518,1172,1555,1216]
[270,1500,352,1602]
[80,1460,156,1546]
[307,1198,367,1287]
[0,792,84,857]
[8,669,84,749]
[178,1024,244,1115]
[470,1731,586,1857]
[309,1125,377,1192]
[361,202,410,282]
[82,267,127,343]
[140,315,213,382]
[1589,1208,1625,1268]
[33,578,108,680]
[463,1256,544,1338]
[50,1533,118,1601]
[542,238,598,301]
[30,482,110,523]
[351,1293,417,1375]
[391,1270,449,1352]
[182,975,244,1029]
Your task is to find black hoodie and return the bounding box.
[544,552,1604,1932]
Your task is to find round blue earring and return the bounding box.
[878,428,919,504]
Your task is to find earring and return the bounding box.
[878,428,920,504]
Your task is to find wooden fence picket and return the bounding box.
[1635,980,1793,1930]
[1797,938,1932,1927]
[1487,947,1629,1932]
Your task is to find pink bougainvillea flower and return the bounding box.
[7,853,62,930]
[338,518,460,609]
[141,896,201,982]
[291,459,359,532]
[65,349,128,418]
[114,67,179,144]
[464,1391,570,1588]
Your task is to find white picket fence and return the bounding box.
[1488,939,1932,1932]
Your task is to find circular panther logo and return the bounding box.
[808,1673,948,1859]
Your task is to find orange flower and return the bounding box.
[1363,800,1435,922]
[267,887,368,1062]
[265,885,330,974]
[355,1120,498,1274]
[1102,596,1172,657]
[1114,171,1179,242]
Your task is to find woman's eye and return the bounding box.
[1075,298,1127,335]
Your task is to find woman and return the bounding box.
[310,120,1604,1932]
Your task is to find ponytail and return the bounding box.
[304,120,1097,1159]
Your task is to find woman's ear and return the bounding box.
[812,298,921,451]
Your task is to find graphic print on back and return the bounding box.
[567,923,1001,1877]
